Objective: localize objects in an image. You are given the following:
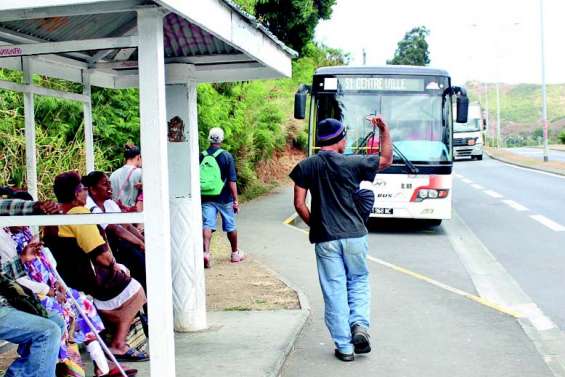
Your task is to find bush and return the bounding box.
[559,129,565,144]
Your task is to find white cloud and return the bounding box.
[315,0,564,84]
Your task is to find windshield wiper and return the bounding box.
[393,143,419,174]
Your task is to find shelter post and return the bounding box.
[166,78,207,331]
[22,56,37,200]
[137,7,176,376]
[83,70,95,173]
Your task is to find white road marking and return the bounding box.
[502,200,529,212]
[530,215,565,232]
[504,162,565,180]
[471,184,484,190]
[462,178,473,184]
[484,190,504,198]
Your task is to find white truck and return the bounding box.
[453,102,485,160]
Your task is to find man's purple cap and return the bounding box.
[317,118,346,147]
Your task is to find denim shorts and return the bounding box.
[202,201,236,232]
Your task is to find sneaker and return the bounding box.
[351,325,371,354]
[334,349,354,362]
[203,252,211,269]
[231,250,245,263]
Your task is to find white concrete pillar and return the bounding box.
[22,57,37,200]
[166,80,207,331]
[137,8,176,377]
[83,70,95,173]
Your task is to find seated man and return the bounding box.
[83,171,146,291]
[0,197,65,377]
[46,171,149,362]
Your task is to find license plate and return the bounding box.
[372,207,393,215]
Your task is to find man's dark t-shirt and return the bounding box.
[289,151,379,244]
[200,146,237,204]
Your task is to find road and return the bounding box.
[505,147,565,162]
[237,156,565,376]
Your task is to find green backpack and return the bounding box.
[200,149,225,196]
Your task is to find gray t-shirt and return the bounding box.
[289,151,379,244]
[110,165,142,207]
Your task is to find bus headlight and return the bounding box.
[411,188,449,202]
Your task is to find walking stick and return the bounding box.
[43,248,129,377]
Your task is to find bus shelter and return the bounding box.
[0,1,296,375]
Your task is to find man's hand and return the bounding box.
[33,201,62,215]
[367,115,389,132]
[233,201,240,214]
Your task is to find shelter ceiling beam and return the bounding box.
[0,79,90,103]
[0,26,93,61]
[0,0,144,22]
[87,19,138,64]
[0,35,138,57]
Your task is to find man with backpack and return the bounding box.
[200,127,244,268]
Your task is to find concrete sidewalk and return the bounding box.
[238,186,555,377]
[83,310,308,377]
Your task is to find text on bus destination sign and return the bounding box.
[337,77,425,92]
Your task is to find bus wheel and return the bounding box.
[474,154,483,161]
[424,219,442,227]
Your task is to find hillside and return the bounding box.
[466,81,565,145]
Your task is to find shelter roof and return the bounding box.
[0,0,297,87]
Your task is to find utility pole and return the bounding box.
[484,83,489,134]
[496,82,501,148]
[540,0,550,161]
[362,48,367,65]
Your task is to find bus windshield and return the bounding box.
[314,91,452,164]
[454,118,481,133]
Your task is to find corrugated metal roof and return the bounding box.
[0,0,296,66]
[316,66,450,77]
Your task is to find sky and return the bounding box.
[315,0,565,85]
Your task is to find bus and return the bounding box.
[453,102,485,160]
[294,66,469,226]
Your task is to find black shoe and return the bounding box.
[351,325,371,354]
[334,349,354,362]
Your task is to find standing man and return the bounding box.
[200,127,244,268]
[289,117,392,362]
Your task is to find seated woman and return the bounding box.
[7,222,135,377]
[83,171,146,291]
[46,171,148,362]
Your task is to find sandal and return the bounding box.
[94,361,138,376]
[112,348,150,362]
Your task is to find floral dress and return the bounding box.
[8,227,105,361]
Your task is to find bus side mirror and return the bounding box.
[294,85,310,120]
[456,95,469,123]
[483,119,487,130]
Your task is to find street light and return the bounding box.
[539,0,550,162]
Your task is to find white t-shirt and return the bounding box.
[109,165,142,208]
[85,196,122,230]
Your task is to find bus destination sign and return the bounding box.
[336,77,425,92]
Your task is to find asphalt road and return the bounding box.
[505,147,565,162]
[238,179,557,377]
[453,156,565,329]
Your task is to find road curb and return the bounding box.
[485,150,565,177]
[254,259,311,377]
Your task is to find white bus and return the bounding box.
[294,66,469,226]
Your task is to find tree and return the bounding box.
[254,0,337,54]
[387,26,430,66]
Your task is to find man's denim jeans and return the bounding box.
[0,305,64,377]
[315,236,370,354]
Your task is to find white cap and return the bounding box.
[208,127,224,143]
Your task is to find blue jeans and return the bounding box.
[0,306,64,377]
[315,236,370,354]
[202,201,236,232]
